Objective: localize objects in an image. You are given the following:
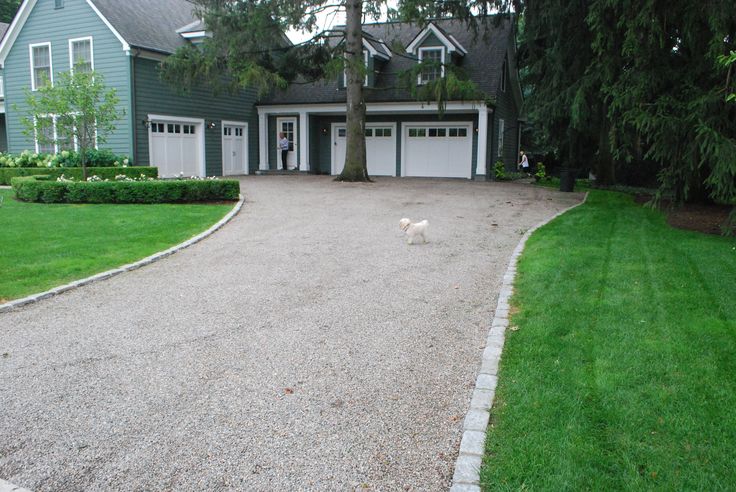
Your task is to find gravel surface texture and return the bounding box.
[0,176,582,491]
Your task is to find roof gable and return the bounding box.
[406,22,467,56]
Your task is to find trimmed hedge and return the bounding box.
[0,167,158,185]
[11,176,240,204]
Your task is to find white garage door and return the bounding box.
[403,123,473,178]
[332,123,397,176]
[149,118,204,178]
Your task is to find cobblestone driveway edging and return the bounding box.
[0,194,245,314]
[450,192,589,492]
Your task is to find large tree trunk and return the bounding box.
[336,0,369,182]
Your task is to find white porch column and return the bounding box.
[476,106,489,177]
[298,111,309,171]
[258,110,268,171]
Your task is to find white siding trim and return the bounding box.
[406,23,466,55]
[477,108,489,176]
[68,36,94,73]
[257,100,486,115]
[298,111,309,171]
[29,41,53,91]
[85,0,131,53]
[258,112,268,170]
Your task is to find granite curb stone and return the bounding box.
[450,192,589,490]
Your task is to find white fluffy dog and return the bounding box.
[399,218,429,245]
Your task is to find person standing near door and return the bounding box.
[278,132,290,171]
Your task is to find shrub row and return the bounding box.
[0,166,158,185]
[0,149,132,169]
[11,176,240,204]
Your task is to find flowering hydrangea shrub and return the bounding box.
[0,149,132,168]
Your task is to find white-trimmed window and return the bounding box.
[497,119,505,157]
[30,42,53,90]
[0,76,4,98]
[69,37,93,73]
[34,114,97,154]
[344,49,369,87]
[418,47,444,84]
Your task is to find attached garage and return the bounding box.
[148,115,205,178]
[332,123,397,176]
[402,123,473,179]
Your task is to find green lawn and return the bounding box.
[0,189,234,302]
[482,190,736,490]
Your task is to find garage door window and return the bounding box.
[410,127,468,138]
[374,128,392,137]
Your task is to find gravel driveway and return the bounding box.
[0,176,582,491]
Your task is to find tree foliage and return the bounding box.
[19,69,123,179]
[0,0,20,24]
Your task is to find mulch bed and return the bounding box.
[635,194,733,236]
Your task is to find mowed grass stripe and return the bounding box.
[0,190,234,302]
[481,191,736,490]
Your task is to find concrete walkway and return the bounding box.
[0,176,582,491]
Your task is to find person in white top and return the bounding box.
[519,150,530,175]
[278,132,291,171]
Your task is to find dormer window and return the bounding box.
[343,49,369,87]
[418,47,444,84]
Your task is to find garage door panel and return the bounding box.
[333,124,396,176]
[404,124,472,179]
[149,119,203,178]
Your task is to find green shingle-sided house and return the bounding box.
[0,0,258,177]
[257,18,524,179]
[0,0,522,179]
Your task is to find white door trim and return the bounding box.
[275,116,298,169]
[401,121,474,179]
[331,122,397,176]
[221,120,249,175]
[147,114,206,177]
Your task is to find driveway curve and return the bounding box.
[0,176,582,491]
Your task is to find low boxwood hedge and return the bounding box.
[11,176,240,204]
[0,166,158,185]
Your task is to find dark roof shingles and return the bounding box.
[90,0,198,53]
[263,17,512,105]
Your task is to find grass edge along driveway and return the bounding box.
[481,190,736,490]
[0,189,234,302]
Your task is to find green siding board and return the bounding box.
[419,33,445,48]
[310,113,478,177]
[4,0,132,156]
[133,57,259,175]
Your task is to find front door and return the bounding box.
[276,117,297,170]
[222,123,247,175]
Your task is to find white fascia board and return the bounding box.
[379,40,392,58]
[176,19,203,34]
[448,34,468,55]
[362,39,389,61]
[406,23,461,55]
[0,0,38,66]
[86,0,131,53]
[257,100,487,115]
[181,31,211,39]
